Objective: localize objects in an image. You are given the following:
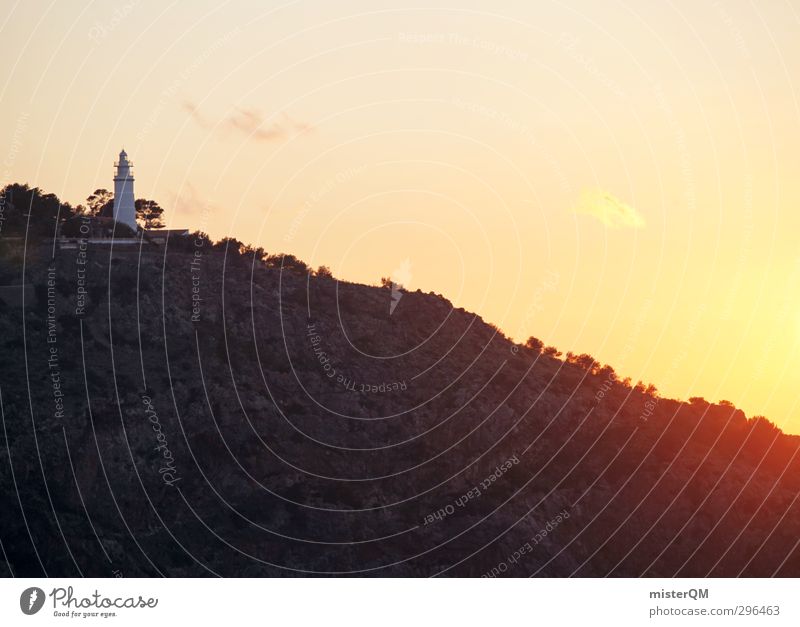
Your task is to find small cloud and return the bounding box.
[181,101,213,129]
[227,107,284,141]
[572,189,645,228]
[183,101,313,143]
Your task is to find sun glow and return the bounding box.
[2,0,800,432]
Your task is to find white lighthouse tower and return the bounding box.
[113,149,137,231]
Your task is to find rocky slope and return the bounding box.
[1,241,799,577]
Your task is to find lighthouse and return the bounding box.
[113,149,137,231]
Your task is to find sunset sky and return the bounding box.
[3,1,800,431]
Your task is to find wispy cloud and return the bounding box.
[182,101,313,142]
[181,101,213,129]
[572,189,645,228]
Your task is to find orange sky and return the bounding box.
[3,1,800,431]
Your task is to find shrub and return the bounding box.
[525,336,544,353]
[266,253,310,274]
[596,364,617,381]
[567,352,600,373]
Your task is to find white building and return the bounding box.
[112,148,137,231]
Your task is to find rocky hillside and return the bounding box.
[1,240,799,577]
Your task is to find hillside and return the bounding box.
[1,237,799,577]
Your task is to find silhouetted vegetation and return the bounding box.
[315,265,333,278]
[0,183,77,239]
[86,188,113,216]
[525,336,544,353]
[262,253,307,274]
[135,199,165,229]
[2,181,800,578]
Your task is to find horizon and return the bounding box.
[3,0,800,434]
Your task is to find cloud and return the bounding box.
[182,101,313,142]
[181,101,213,129]
[571,189,645,228]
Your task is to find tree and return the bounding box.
[163,230,211,254]
[597,364,617,382]
[575,354,600,372]
[0,183,75,238]
[214,236,245,255]
[192,231,213,247]
[542,346,562,358]
[316,265,333,278]
[266,253,310,274]
[86,189,113,216]
[525,336,544,353]
[135,199,165,229]
[567,352,600,373]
